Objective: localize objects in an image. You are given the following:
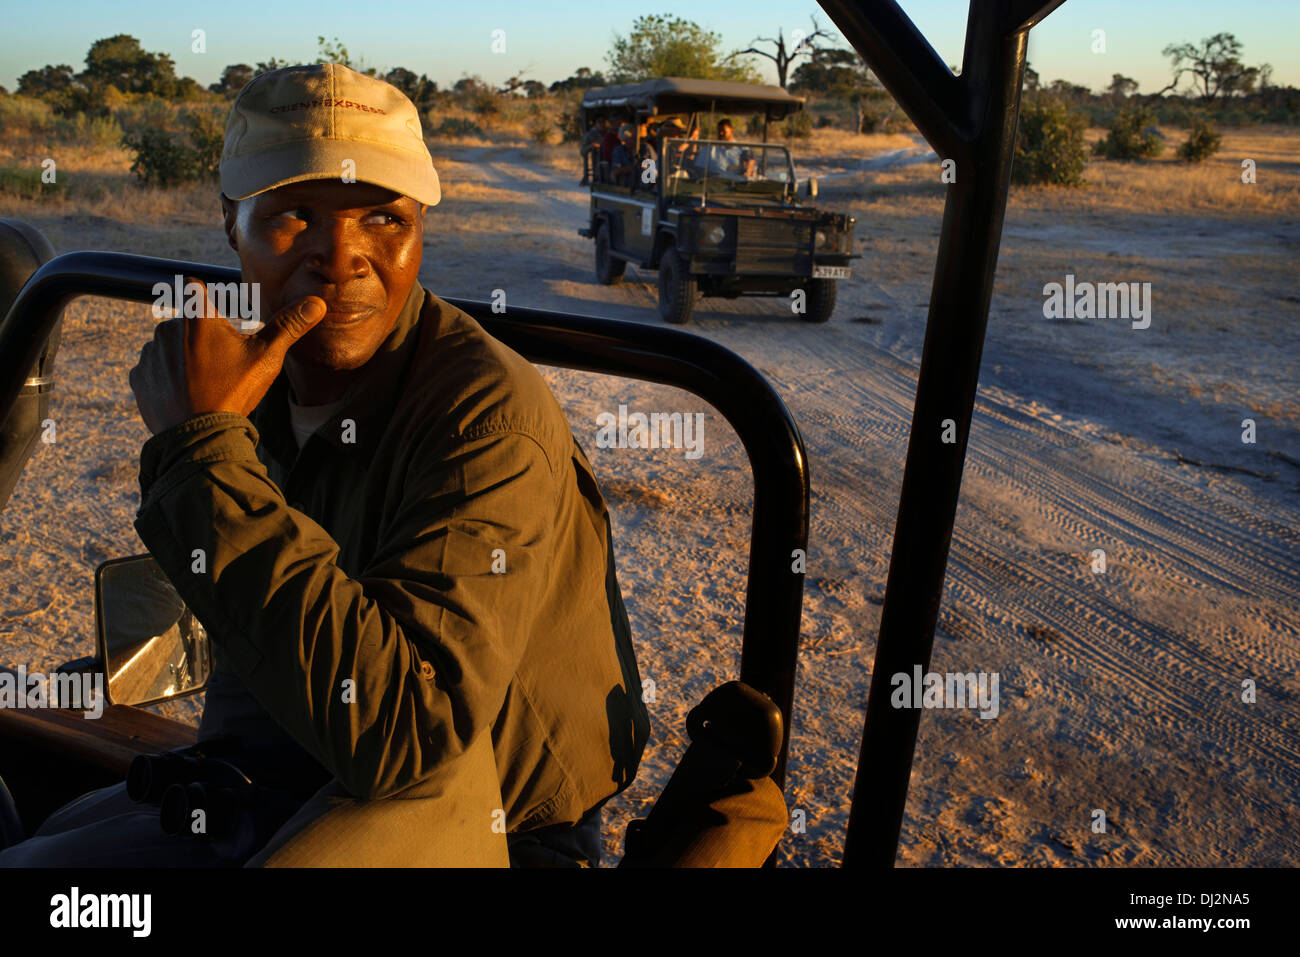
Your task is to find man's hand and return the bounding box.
[129,278,327,435]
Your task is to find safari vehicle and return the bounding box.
[578,77,857,325]
[0,0,1063,868]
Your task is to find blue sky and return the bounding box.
[1,1,1295,96]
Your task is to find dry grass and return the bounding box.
[522,142,580,174]
[796,128,919,160]
[1015,124,1300,216]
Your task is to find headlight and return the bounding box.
[708,225,726,244]
[814,230,828,250]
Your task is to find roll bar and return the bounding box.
[818,0,1066,866]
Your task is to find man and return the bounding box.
[599,117,622,178]
[610,124,637,188]
[579,116,609,186]
[0,63,649,868]
[657,119,689,177]
[704,119,744,178]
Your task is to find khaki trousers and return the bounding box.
[0,731,510,868]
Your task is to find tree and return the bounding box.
[254,58,288,77]
[453,76,486,95]
[385,67,419,98]
[380,67,437,110]
[789,48,891,132]
[1107,74,1138,103]
[210,64,254,96]
[1023,62,1039,93]
[548,67,606,94]
[731,15,835,88]
[16,64,76,99]
[83,34,178,96]
[606,15,759,84]
[1160,33,1261,102]
[316,36,377,76]
[522,80,547,98]
[1046,78,1091,103]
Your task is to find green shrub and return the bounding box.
[430,117,483,138]
[183,109,225,179]
[54,111,124,149]
[1012,95,1088,186]
[0,95,57,137]
[1094,105,1164,159]
[122,128,194,187]
[781,110,813,140]
[555,106,584,143]
[1177,115,1222,162]
[120,107,224,187]
[0,166,67,199]
[470,89,500,117]
[526,109,553,145]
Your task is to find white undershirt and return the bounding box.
[287,391,345,450]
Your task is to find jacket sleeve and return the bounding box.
[133,411,557,800]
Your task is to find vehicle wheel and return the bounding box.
[595,224,625,285]
[800,278,837,323]
[658,249,697,325]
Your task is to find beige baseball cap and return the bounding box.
[220,62,440,206]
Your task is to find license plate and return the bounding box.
[813,265,851,279]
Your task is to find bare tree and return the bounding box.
[1158,33,1261,102]
[731,15,836,88]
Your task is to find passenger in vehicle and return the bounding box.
[704,119,744,177]
[610,124,637,187]
[579,116,609,186]
[599,117,622,183]
[657,119,690,179]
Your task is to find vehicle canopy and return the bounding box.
[580,77,805,128]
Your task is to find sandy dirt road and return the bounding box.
[1,141,1296,867]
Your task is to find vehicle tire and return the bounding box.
[800,278,836,323]
[658,249,697,325]
[595,224,625,285]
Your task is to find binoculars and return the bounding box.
[128,742,302,858]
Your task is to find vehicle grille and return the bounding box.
[737,219,811,247]
[735,218,812,274]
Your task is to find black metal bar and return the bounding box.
[819,0,969,158]
[0,250,810,793]
[821,0,1055,867]
[1003,0,1068,35]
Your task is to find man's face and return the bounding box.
[221,180,426,374]
[718,123,734,141]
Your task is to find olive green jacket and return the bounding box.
[133,283,650,832]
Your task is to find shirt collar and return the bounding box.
[250,280,428,470]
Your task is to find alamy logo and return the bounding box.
[50,887,151,937]
[890,667,1000,719]
[595,404,705,460]
[152,275,261,329]
[1042,273,1151,329]
[0,665,103,719]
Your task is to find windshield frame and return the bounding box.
[661,137,796,205]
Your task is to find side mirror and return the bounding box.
[95,555,210,708]
[804,176,819,199]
